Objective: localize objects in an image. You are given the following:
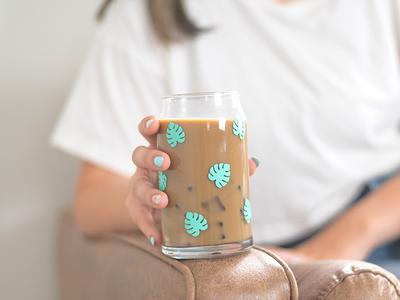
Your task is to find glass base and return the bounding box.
[161,238,253,260]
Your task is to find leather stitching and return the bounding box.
[318,269,400,300]
[108,232,300,300]
[254,245,299,300]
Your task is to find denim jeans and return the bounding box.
[279,174,400,277]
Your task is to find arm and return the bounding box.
[74,116,170,243]
[74,116,258,241]
[74,162,136,235]
[277,174,400,261]
[353,174,400,248]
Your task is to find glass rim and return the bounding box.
[163,91,239,101]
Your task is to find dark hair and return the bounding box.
[97,0,205,43]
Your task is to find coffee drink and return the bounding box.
[158,92,253,259]
[158,119,252,247]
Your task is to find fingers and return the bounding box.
[249,157,260,176]
[132,146,170,171]
[138,115,160,146]
[126,181,167,245]
[127,204,162,245]
[137,211,161,244]
[134,178,169,209]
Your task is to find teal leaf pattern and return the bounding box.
[184,211,208,237]
[208,163,231,189]
[243,198,252,223]
[232,118,246,140]
[158,171,167,191]
[166,122,186,148]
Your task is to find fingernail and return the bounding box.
[146,119,154,128]
[153,156,164,167]
[148,236,155,246]
[251,157,260,167]
[152,194,162,205]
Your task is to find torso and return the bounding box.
[113,0,400,243]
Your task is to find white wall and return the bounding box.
[0,1,101,299]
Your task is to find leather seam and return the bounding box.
[107,233,196,300]
[254,245,299,300]
[318,269,400,300]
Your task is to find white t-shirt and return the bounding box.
[52,0,400,244]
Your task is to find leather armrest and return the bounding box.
[290,260,400,300]
[58,211,298,300]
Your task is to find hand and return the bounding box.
[267,210,375,263]
[126,116,259,246]
[267,240,362,265]
[292,215,374,261]
[126,116,170,246]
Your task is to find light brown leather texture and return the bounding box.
[182,246,298,300]
[59,210,400,299]
[58,211,297,300]
[290,260,400,300]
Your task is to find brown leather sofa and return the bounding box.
[58,211,400,299]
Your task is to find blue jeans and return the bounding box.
[279,174,400,277]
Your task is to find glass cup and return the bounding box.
[157,91,253,259]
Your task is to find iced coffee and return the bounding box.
[158,92,253,259]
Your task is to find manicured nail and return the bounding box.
[152,194,162,205]
[146,119,154,128]
[153,156,164,167]
[251,157,260,167]
[148,236,155,246]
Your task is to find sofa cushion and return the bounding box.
[59,211,298,300]
[290,260,400,300]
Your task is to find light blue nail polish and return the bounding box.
[251,157,260,167]
[153,156,164,167]
[146,119,155,128]
[148,236,155,246]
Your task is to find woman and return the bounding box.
[52,0,400,275]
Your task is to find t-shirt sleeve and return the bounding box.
[51,0,165,176]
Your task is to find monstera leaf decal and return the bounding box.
[184,211,208,237]
[166,122,186,148]
[208,163,231,189]
[232,118,246,140]
[243,198,252,223]
[158,171,167,191]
